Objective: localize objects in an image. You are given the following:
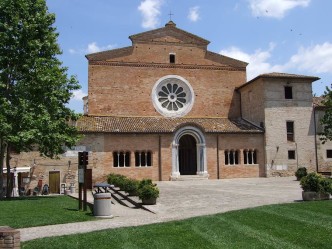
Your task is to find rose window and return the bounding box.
[152,75,194,118]
[158,83,187,111]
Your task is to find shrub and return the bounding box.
[107,173,128,189]
[139,178,154,188]
[300,172,332,194]
[295,167,307,181]
[138,184,159,200]
[123,179,140,195]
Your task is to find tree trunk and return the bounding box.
[6,144,12,198]
[0,139,6,200]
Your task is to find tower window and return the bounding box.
[288,150,296,160]
[169,54,175,63]
[284,86,293,99]
[326,150,332,158]
[286,121,294,142]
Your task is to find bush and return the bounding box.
[138,184,159,200]
[300,172,332,194]
[123,179,140,195]
[139,178,153,188]
[295,167,307,180]
[107,173,128,189]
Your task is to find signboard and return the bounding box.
[78,168,85,183]
[63,146,88,157]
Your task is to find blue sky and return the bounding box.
[46,0,332,113]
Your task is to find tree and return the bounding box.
[320,86,332,143]
[0,0,81,198]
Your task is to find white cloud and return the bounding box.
[248,0,310,19]
[69,42,116,55]
[285,42,332,73]
[220,42,279,80]
[220,41,332,80]
[138,0,163,29]
[188,6,200,22]
[71,89,87,101]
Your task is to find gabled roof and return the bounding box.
[237,72,320,90]
[86,46,133,61]
[129,21,210,47]
[76,116,263,134]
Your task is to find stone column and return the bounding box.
[171,143,180,179]
[197,143,208,176]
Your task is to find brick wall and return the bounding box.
[87,42,245,118]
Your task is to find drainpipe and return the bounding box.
[158,135,162,181]
[295,142,299,169]
[313,107,319,172]
[217,135,220,179]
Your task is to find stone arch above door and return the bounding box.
[171,126,208,179]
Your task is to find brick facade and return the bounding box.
[6,22,327,194]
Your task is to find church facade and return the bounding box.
[7,21,331,195]
[76,21,322,182]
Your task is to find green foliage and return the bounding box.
[123,179,140,195]
[138,178,154,188]
[320,86,332,143]
[21,201,332,249]
[138,183,160,200]
[300,172,332,194]
[295,167,307,180]
[0,0,81,156]
[107,173,128,189]
[0,0,81,198]
[107,174,159,199]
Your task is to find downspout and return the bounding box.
[313,106,319,172]
[158,135,162,181]
[217,135,220,179]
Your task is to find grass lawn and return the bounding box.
[0,195,95,228]
[22,200,332,249]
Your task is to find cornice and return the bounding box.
[89,61,246,71]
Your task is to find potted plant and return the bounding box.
[123,179,140,196]
[138,183,159,205]
[107,174,128,190]
[295,167,307,181]
[300,172,332,201]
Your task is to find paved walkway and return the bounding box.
[19,177,302,242]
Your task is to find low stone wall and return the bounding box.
[0,227,20,249]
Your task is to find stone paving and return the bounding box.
[19,177,302,242]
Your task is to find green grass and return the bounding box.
[0,195,94,228]
[22,201,332,249]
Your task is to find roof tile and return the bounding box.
[76,116,263,134]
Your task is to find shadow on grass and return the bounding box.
[64,206,94,217]
[0,196,58,202]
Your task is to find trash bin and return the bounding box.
[70,184,75,193]
[93,193,113,218]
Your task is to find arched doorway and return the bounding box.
[179,135,197,175]
[171,126,208,179]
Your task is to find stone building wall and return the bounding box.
[314,109,332,173]
[264,79,316,176]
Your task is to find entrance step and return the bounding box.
[172,175,209,181]
[109,187,138,209]
[109,187,156,213]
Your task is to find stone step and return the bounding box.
[172,175,209,181]
[109,188,137,209]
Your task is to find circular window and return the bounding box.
[152,75,194,117]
